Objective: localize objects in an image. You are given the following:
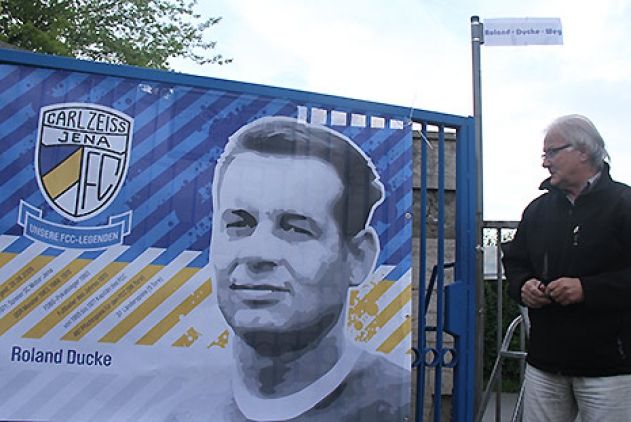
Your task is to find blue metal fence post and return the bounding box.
[453,116,479,420]
[432,126,446,421]
[416,123,429,422]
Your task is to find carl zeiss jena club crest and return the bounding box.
[35,103,133,222]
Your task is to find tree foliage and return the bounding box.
[0,0,231,69]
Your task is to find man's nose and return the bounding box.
[247,259,278,274]
[237,225,283,272]
[542,156,550,168]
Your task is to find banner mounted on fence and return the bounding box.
[483,17,563,46]
[0,54,412,422]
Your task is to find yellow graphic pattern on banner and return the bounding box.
[347,278,413,353]
[100,267,200,343]
[136,280,212,345]
[208,329,229,349]
[24,262,127,338]
[0,247,408,352]
[377,316,412,353]
[0,256,54,302]
[0,251,16,270]
[0,258,89,335]
[42,148,82,199]
[62,265,162,341]
[172,327,201,347]
[355,285,411,344]
[348,279,394,331]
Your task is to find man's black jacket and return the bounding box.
[503,164,631,376]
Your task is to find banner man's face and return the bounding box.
[211,152,353,342]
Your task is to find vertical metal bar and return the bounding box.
[495,228,503,421]
[520,318,526,382]
[433,126,446,421]
[416,122,429,422]
[452,125,464,422]
[470,15,485,415]
[519,228,527,401]
[453,116,478,421]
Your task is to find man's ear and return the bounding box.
[348,227,380,287]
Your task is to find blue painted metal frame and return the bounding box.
[416,122,430,420]
[433,125,447,419]
[413,117,476,422]
[0,47,478,422]
[453,116,478,420]
[0,48,468,125]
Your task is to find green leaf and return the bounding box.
[0,0,231,69]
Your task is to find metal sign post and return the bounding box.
[470,15,485,417]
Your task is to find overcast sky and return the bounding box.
[171,0,631,221]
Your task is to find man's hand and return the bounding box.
[545,277,584,306]
[521,278,552,308]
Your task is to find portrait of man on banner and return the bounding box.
[170,116,410,421]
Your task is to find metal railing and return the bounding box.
[475,310,528,422]
[476,221,528,422]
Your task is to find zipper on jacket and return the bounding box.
[572,225,580,246]
[618,337,627,361]
[558,203,577,274]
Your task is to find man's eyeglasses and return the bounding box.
[542,143,572,160]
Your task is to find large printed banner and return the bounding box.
[0,62,412,422]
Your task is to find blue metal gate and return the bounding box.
[0,47,477,422]
[410,112,477,422]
